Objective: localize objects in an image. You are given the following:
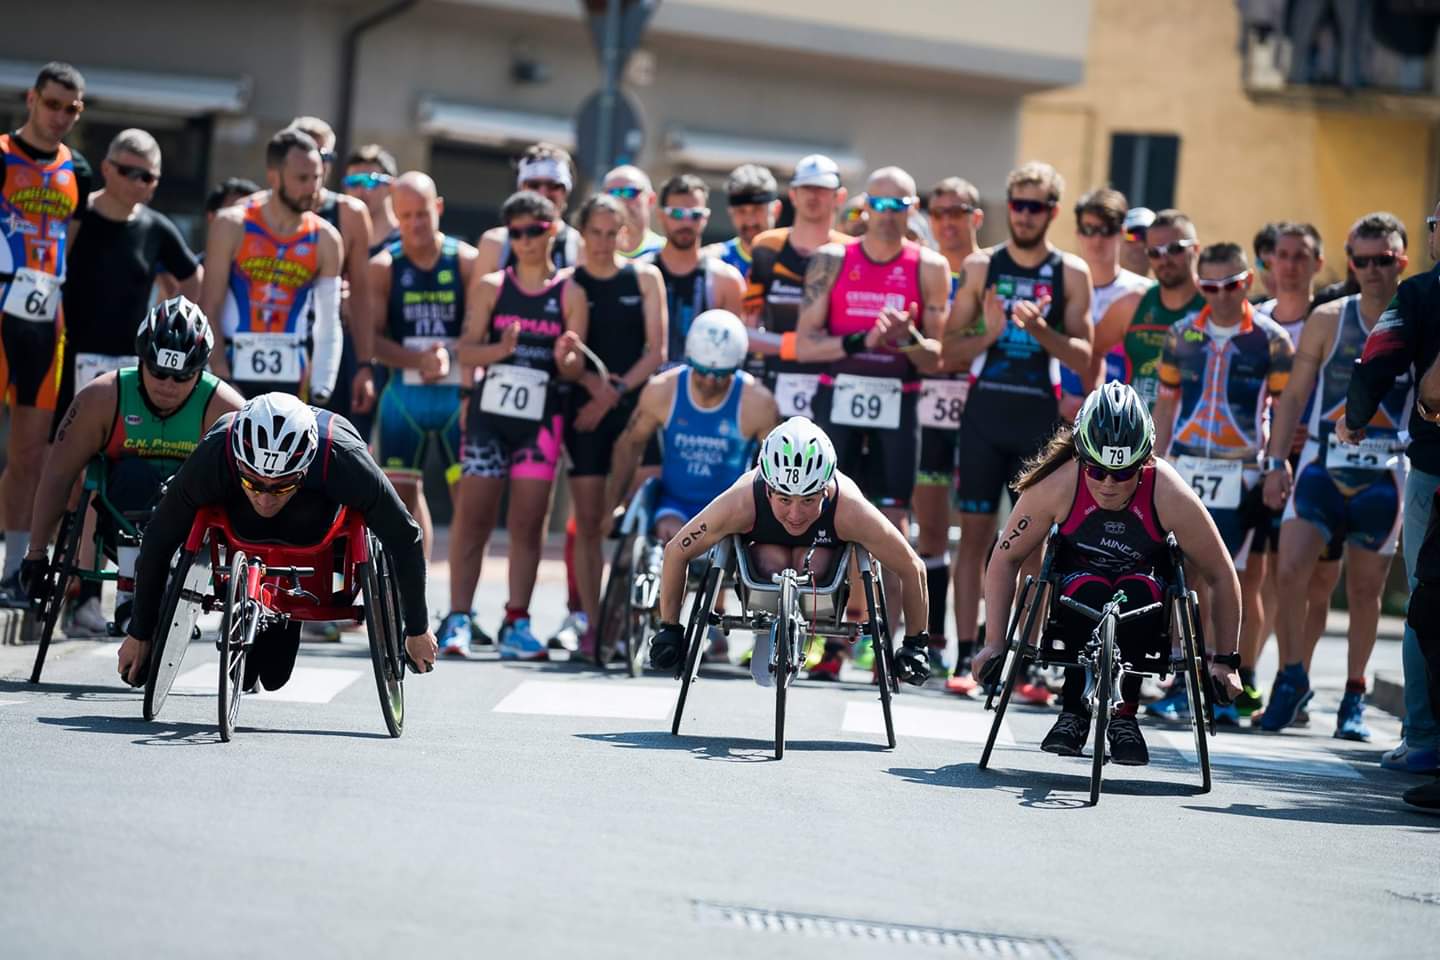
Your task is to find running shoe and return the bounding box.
[1212,703,1241,727]
[436,611,473,659]
[576,626,598,661]
[1014,681,1053,707]
[547,611,588,652]
[807,649,842,681]
[469,613,494,647]
[1402,778,1440,813]
[1041,711,1090,756]
[1334,691,1371,742]
[1234,684,1264,718]
[927,647,949,679]
[301,621,341,642]
[1107,713,1150,766]
[0,570,28,609]
[1259,667,1312,732]
[66,596,110,638]
[852,636,875,671]
[499,618,547,660]
[1137,676,1166,703]
[1146,686,1190,721]
[1381,742,1440,774]
[701,626,728,664]
[945,672,979,697]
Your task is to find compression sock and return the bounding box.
[504,605,529,624]
[564,514,581,613]
[4,531,28,577]
[1346,678,1367,695]
[924,554,950,638]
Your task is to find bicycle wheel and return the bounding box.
[363,536,405,738]
[671,552,723,735]
[1179,591,1211,793]
[861,559,896,749]
[217,552,253,742]
[1089,615,1115,807]
[29,504,86,684]
[143,548,207,721]
[596,531,632,668]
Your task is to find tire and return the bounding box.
[1090,614,1115,807]
[217,552,254,743]
[363,536,406,738]
[624,535,654,678]
[596,532,631,669]
[862,561,896,749]
[1180,592,1212,794]
[143,548,207,721]
[671,554,722,736]
[29,505,86,684]
[774,579,794,760]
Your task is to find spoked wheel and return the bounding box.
[1178,591,1212,793]
[144,547,208,721]
[596,531,633,669]
[980,577,1040,769]
[1089,616,1116,807]
[623,534,658,678]
[860,558,896,749]
[29,505,86,684]
[363,536,406,738]
[671,546,727,736]
[217,551,256,742]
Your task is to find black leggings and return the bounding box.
[1406,581,1440,723]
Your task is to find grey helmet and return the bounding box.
[1075,382,1154,471]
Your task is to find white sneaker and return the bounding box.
[547,611,588,651]
[67,597,110,638]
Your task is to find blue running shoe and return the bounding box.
[1334,691,1372,742]
[437,611,473,658]
[1259,667,1312,732]
[499,618,548,661]
[1381,742,1440,774]
[1212,702,1241,727]
[1146,686,1190,721]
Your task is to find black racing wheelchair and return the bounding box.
[979,524,1213,805]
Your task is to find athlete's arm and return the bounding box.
[904,248,951,374]
[712,261,746,315]
[26,378,115,552]
[198,210,243,380]
[658,477,755,622]
[605,377,671,515]
[1088,289,1142,388]
[337,195,377,368]
[1262,304,1335,508]
[831,473,930,632]
[970,468,1066,680]
[554,275,589,381]
[1346,280,1420,437]
[625,261,667,391]
[940,250,1004,367]
[307,222,345,403]
[474,226,505,276]
[454,272,513,372]
[740,380,781,441]
[202,379,246,428]
[366,251,409,369]
[793,244,892,362]
[1151,327,1184,458]
[1014,254,1092,373]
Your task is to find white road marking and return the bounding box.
[493,679,676,720]
[842,701,1015,745]
[1156,729,1364,781]
[171,663,361,704]
[0,699,23,706]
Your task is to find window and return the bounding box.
[1107,133,1179,211]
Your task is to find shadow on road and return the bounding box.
[577,729,891,762]
[0,677,136,701]
[36,714,393,744]
[890,759,1203,809]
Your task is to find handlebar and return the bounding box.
[769,546,819,587]
[1056,592,1164,625]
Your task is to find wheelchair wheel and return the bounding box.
[143,547,208,721]
[217,551,256,743]
[363,535,406,738]
[860,558,896,749]
[773,605,791,760]
[596,530,633,669]
[623,533,657,678]
[671,545,727,736]
[28,503,87,684]
[1089,614,1116,807]
[1178,590,1212,794]
[979,576,1039,770]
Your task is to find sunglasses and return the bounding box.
[1197,270,1250,294]
[1007,198,1055,215]
[1427,215,1438,233]
[1124,228,1147,242]
[867,195,917,214]
[319,150,336,165]
[663,206,709,221]
[342,172,392,190]
[40,96,83,116]
[522,179,564,193]
[1077,222,1120,238]
[507,221,553,240]
[690,363,736,379]
[842,207,865,222]
[239,473,302,497]
[1083,461,1141,483]
[607,186,643,200]
[929,204,975,220]
[1348,252,1398,269]
[143,360,195,383]
[111,161,158,185]
[1146,238,1196,259]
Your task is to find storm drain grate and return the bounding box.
[1389,890,1440,906]
[692,900,1072,958]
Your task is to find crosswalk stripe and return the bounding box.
[492,679,676,719]
[0,699,22,706]
[842,701,1016,744]
[171,663,362,704]
[1156,730,1363,780]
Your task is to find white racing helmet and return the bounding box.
[759,417,836,497]
[230,392,320,479]
[685,309,748,373]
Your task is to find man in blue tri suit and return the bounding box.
[704,164,781,282]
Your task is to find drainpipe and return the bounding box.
[335,0,417,175]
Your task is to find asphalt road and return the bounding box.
[2,531,1437,960]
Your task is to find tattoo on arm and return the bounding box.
[801,249,841,311]
[998,514,1031,551]
[54,404,79,443]
[678,521,708,551]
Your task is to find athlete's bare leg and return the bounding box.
[1239,550,1270,667]
[4,407,51,537]
[953,512,998,652]
[1301,558,1342,671]
[1339,548,1390,681]
[1272,519,1325,666]
[913,483,952,646]
[569,475,609,628]
[448,475,503,613]
[505,478,554,610]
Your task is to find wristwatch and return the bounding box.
[1260,457,1286,473]
[1210,652,1242,668]
[1417,395,1440,424]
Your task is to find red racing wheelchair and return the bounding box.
[142,505,410,740]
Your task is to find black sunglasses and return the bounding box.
[1083,461,1141,483]
[507,222,552,240]
[1348,252,1398,269]
[112,161,158,185]
[1007,198,1055,215]
[143,360,195,383]
[1077,222,1120,238]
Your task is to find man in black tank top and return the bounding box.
[940,162,1095,685]
[341,144,401,256]
[647,174,745,365]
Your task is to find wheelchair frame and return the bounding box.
[143,505,408,739]
[596,478,663,676]
[978,524,1212,805]
[670,534,898,759]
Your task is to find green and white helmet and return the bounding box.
[1075,381,1155,471]
[759,417,836,496]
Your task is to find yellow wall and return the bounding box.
[1019,0,1435,279]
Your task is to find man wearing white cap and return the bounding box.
[1120,206,1154,278]
[476,142,583,274]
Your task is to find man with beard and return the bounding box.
[645,174,744,366]
[706,164,780,281]
[942,161,1094,698]
[342,143,401,256]
[200,128,343,402]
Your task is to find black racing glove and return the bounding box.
[649,621,685,672]
[18,553,48,605]
[895,633,932,686]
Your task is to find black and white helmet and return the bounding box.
[136,296,213,379]
[758,417,836,497]
[685,309,748,373]
[1075,382,1154,471]
[230,393,319,479]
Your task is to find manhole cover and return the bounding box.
[693,900,1072,957]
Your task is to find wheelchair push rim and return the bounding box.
[595,530,632,669]
[29,504,87,684]
[217,551,254,743]
[1089,614,1115,807]
[363,535,406,738]
[143,547,207,721]
[671,544,728,736]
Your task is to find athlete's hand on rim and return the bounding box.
[970,642,1004,683]
[117,635,150,687]
[405,632,438,673]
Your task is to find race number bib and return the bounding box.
[1174,456,1244,509]
[479,364,549,421]
[918,378,968,431]
[232,332,303,383]
[1325,435,1399,472]
[75,353,137,389]
[401,336,461,386]
[774,372,820,418]
[2,267,61,322]
[830,374,903,430]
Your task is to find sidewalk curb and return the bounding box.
[0,607,29,646]
[1372,671,1405,719]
